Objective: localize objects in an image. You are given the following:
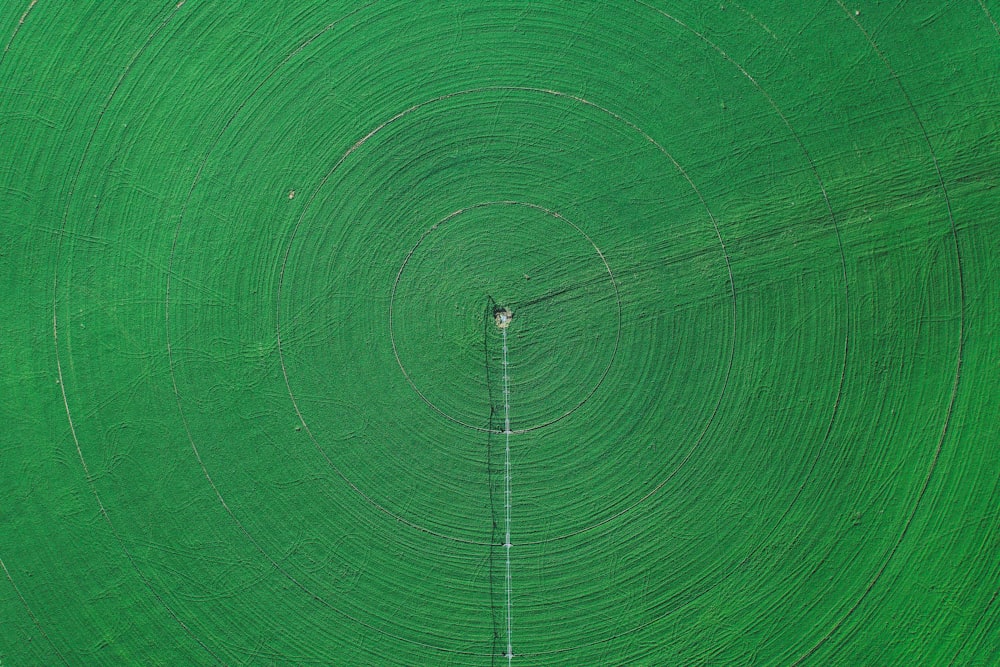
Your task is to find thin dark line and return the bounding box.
[484,295,503,664]
[50,3,222,661]
[0,557,70,665]
[792,4,968,664]
[389,198,621,436]
[163,2,488,656]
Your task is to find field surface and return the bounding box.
[1,2,999,665]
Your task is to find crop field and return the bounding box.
[1,2,999,665]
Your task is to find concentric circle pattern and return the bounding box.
[1,3,998,665]
[389,199,621,434]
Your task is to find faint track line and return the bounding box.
[271,81,734,660]
[0,556,69,665]
[285,83,734,559]
[513,2,853,657]
[162,3,497,659]
[50,2,223,662]
[949,12,1000,666]
[978,0,1000,38]
[0,0,38,69]
[789,3,968,664]
[388,197,620,435]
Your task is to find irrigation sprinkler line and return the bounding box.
[502,325,513,665]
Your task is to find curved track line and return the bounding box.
[277,85,737,551]
[388,199,621,434]
[0,556,69,665]
[949,11,1000,665]
[979,0,1000,39]
[163,4,501,658]
[274,80,735,656]
[516,1,854,656]
[790,3,967,664]
[635,0,851,554]
[50,3,223,663]
[0,0,38,69]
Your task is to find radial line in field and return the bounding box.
[502,325,513,665]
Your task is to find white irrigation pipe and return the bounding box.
[502,325,513,665]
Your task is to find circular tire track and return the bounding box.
[1,2,994,665]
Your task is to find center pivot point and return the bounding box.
[494,307,513,329]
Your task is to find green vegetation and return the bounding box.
[1,2,998,664]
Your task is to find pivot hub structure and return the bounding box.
[494,307,513,329]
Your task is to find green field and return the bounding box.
[2,2,999,665]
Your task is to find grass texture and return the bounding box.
[1,2,999,665]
